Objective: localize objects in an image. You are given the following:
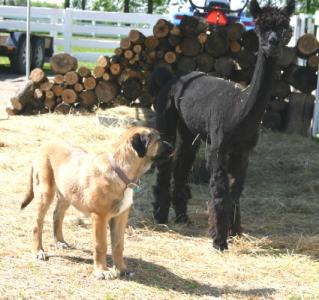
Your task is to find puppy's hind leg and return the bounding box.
[53,191,71,249]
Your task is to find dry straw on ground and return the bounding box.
[0,113,319,299]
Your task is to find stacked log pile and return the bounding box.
[6,16,319,135]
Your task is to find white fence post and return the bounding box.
[63,8,73,53]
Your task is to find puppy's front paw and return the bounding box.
[35,249,47,261]
[56,241,71,249]
[94,268,120,280]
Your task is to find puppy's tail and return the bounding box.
[21,166,34,210]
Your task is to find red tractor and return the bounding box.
[172,0,254,30]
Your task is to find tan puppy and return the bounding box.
[21,126,172,279]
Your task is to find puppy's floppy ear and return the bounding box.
[282,0,295,17]
[250,0,261,19]
[131,133,149,158]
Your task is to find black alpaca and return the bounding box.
[150,0,295,250]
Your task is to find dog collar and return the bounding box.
[108,155,139,189]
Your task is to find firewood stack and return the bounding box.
[6,16,319,135]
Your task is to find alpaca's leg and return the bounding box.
[152,110,177,224]
[172,121,200,223]
[207,149,231,251]
[228,151,249,236]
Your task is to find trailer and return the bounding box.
[0,29,53,74]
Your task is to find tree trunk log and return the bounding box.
[122,78,143,102]
[285,93,315,136]
[54,74,64,85]
[195,53,214,73]
[61,89,77,104]
[52,84,64,97]
[79,90,97,108]
[96,55,110,68]
[227,22,245,41]
[297,33,319,57]
[177,56,196,73]
[64,71,79,86]
[54,102,71,114]
[39,79,53,92]
[50,53,78,74]
[144,36,159,50]
[8,80,35,112]
[214,57,234,78]
[30,68,46,84]
[283,64,317,93]
[83,77,97,90]
[205,29,229,57]
[236,49,256,68]
[74,83,84,93]
[277,46,297,69]
[271,80,291,98]
[93,66,106,79]
[180,36,201,57]
[153,19,172,38]
[179,16,208,36]
[95,80,120,103]
[241,30,259,52]
[308,54,319,69]
[77,66,91,78]
[129,29,145,44]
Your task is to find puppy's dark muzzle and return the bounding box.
[154,140,174,161]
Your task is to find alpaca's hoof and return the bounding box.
[213,240,228,251]
[175,214,192,225]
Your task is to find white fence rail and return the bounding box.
[0,5,165,61]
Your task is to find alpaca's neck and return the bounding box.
[240,50,277,127]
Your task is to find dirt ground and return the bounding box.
[0,75,319,299]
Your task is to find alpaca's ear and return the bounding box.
[282,0,295,16]
[131,133,149,158]
[250,0,261,19]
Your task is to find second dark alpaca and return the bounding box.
[150,0,295,250]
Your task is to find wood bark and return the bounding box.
[8,80,35,111]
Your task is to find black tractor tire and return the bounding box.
[31,37,45,69]
[9,35,30,74]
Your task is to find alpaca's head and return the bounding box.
[250,0,295,57]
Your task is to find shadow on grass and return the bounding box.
[57,253,276,298]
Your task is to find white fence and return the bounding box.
[0,5,166,62]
